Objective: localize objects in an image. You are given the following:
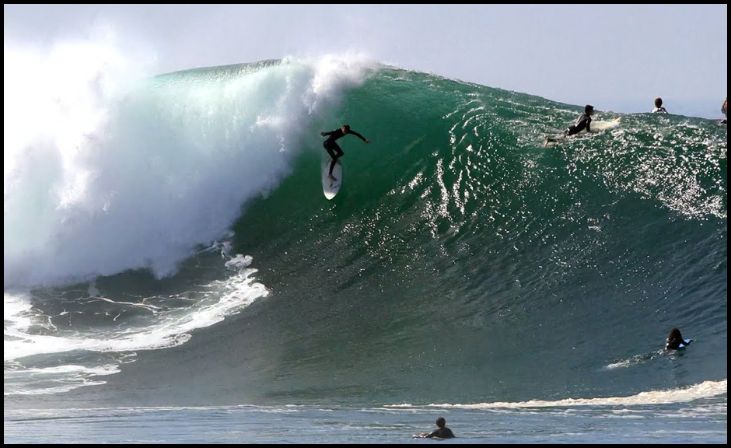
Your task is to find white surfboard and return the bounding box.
[590,117,621,132]
[321,157,343,200]
[544,117,621,147]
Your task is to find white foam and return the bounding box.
[3,292,35,332]
[4,261,267,362]
[387,380,727,409]
[225,254,253,270]
[605,350,665,369]
[4,251,270,395]
[4,362,121,396]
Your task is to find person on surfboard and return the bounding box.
[652,97,668,113]
[320,124,370,182]
[566,104,595,135]
[413,417,456,439]
[544,104,594,144]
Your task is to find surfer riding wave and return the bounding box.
[321,124,370,181]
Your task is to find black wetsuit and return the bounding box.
[426,427,455,439]
[665,326,694,350]
[321,128,367,175]
[666,335,690,350]
[566,113,592,136]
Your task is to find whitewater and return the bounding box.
[4,47,726,443]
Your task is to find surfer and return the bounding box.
[544,104,594,144]
[652,97,668,113]
[413,417,456,439]
[722,98,727,124]
[566,104,595,135]
[665,328,691,350]
[320,124,370,182]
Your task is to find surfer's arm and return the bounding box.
[320,130,335,137]
[348,130,369,143]
[423,430,439,439]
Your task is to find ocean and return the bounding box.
[4,56,727,443]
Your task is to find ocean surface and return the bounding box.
[4,56,727,443]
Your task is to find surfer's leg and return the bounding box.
[328,145,344,178]
[329,158,337,177]
[323,143,337,178]
[324,142,336,159]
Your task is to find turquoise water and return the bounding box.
[4,58,726,442]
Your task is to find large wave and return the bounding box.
[4,56,726,408]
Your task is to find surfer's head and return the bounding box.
[655,97,663,108]
[341,124,351,133]
[668,328,682,340]
[666,328,684,350]
[585,104,594,115]
[436,417,446,428]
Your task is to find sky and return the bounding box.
[4,4,727,118]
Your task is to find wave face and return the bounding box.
[4,59,727,408]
